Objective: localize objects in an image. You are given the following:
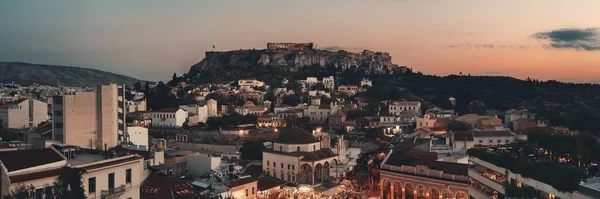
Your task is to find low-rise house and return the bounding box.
[128,111,152,127]
[337,85,359,95]
[512,118,537,131]
[179,104,209,124]
[304,104,332,123]
[257,113,282,128]
[226,177,259,199]
[0,98,48,129]
[388,101,421,116]
[360,78,372,87]
[322,76,335,90]
[455,114,502,130]
[151,107,188,128]
[328,112,347,130]
[277,109,304,119]
[235,101,267,116]
[505,108,532,124]
[164,150,197,177]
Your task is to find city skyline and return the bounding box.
[1,0,599,82]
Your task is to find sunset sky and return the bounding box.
[1,1,599,82]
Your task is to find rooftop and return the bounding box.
[0,148,65,173]
[226,177,258,188]
[384,140,467,176]
[153,107,182,113]
[141,173,198,199]
[275,128,319,144]
[258,177,287,191]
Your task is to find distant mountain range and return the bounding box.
[0,62,142,87]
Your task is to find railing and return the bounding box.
[101,184,126,197]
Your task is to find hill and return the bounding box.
[181,48,600,135]
[0,62,142,87]
[187,49,407,86]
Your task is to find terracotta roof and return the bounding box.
[9,168,62,183]
[141,173,198,199]
[0,148,65,172]
[258,177,286,191]
[275,128,319,144]
[153,107,182,113]
[227,177,258,188]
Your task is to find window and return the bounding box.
[288,164,290,169]
[89,177,96,193]
[252,187,255,194]
[280,146,283,151]
[292,165,295,170]
[267,161,270,166]
[273,162,276,167]
[297,147,300,152]
[313,145,316,151]
[54,122,63,128]
[281,173,284,179]
[246,189,248,196]
[266,171,270,176]
[126,168,132,184]
[54,110,63,117]
[281,163,283,168]
[108,173,115,190]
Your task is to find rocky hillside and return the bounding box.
[0,62,142,87]
[187,49,407,84]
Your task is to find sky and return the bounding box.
[1,1,599,82]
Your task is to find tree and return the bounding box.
[282,95,300,106]
[53,167,86,199]
[240,140,266,160]
[133,82,142,91]
[286,81,302,93]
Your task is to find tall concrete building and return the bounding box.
[0,98,48,129]
[52,84,126,150]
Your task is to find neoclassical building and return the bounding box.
[262,128,341,185]
[379,140,469,199]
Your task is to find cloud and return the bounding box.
[532,28,600,51]
[446,43,530,50]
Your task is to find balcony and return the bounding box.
[101,184,126,198]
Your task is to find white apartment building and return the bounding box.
[238,79,265,88]
[126,126,148,147]
[0,147,145,199]
[322,76,335,89]
[151,108,188,128]
[388,101,421,116]
[52,84,126,151]
[179,104,209,123]
[0,98,48,129]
